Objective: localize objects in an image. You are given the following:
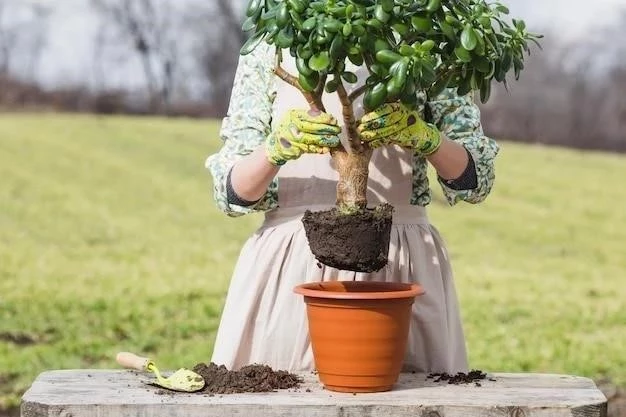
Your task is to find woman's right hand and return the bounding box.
[265,109,342,166]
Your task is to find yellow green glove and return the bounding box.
[266,109,342,166]
[356,102,442,155]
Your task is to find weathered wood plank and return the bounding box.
[21,370,607,417]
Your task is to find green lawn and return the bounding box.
[0,114,624,410]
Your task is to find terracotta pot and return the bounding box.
[294,280,424,393]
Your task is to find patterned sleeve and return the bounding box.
[204,42,279,217]
[427,88,500,205]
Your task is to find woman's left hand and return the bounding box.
[356,102,442,156]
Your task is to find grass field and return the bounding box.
[0,113,625,410]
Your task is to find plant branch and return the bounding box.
[315,72,328,96]
[336,79,363,152]
[348,84,368,102]
[273,65,324,112]
[273,65,301,90]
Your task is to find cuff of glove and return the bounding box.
[265,134,287,167]
[415,123,442,155]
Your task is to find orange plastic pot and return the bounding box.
[294,280,424,393]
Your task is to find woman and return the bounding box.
[205,41,499,374]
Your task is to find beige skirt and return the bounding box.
[210,204,468,374]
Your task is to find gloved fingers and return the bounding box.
[305,144,332,154]
[294,119,342,135]
[358,102,403,125]
[358,122,405,141]
[292,131,341,148]
[366,138,387,149]
[356,110,405,134]
[290,110,342,135]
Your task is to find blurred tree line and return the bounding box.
[0,0,624,152]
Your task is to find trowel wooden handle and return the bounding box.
[116,352,151,371]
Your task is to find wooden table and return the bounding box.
[21,370,607,417]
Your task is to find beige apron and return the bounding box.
[210,52,468,374]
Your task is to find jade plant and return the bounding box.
[240,0,542,272]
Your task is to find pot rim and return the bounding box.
[294,280,425,300]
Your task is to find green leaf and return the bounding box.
[392,58,409,90]
[275,26,294,48]
[425,0,441,13]
[325,78,339,93]
[392,23,409,36]
[324,18,344,33]
[346,4,355,18]
[472,55,490,73]
[342,72,358,84]
[297,44,313,60]
[364,82,388,112]
[454,46,472,63]
[381,0,394,13]
[309,52,331,71]
[276,3,289,28]
[457,76,472,95]
[461,25,478,51]
[480,79,492,102]
[439,21,456,40]
[375,39,392,53]
[370,64,387,77]
[298,71,320,92]
[374,5,391,23]
[429,70,453,98]
[302,16,317,31]
[342,22,352,36]
[296,57,313,76]
[287,0,306,13]
[348,53,364,66]
[400,91,418,107]
[420,62,436,86]
[479,16,492,28]
[352,23,366,36]
[240,31,266,55]
[289,9,303,30]
[329,35,344,60]
[411,16,433,33]
[246,0,262,17]
[399,44,415,56]
[501,48,513,72]
[375,49,403,66]
[367,18,384,30]
[495,4,510,14]
[242,15,258,32]
[420,40,435,52]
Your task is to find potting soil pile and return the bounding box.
[191,362,303,394]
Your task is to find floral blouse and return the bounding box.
[205,42,500,217]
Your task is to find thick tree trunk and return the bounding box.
[331,146,372,211]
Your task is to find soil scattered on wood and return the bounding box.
[191,363,303,394]
[427,369,491,385]
[302,204,393,273]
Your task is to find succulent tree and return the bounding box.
[240,0,542,272]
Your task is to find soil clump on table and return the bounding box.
[191,362,303,394]
[427,369,492,385]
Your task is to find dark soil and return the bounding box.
[191,363,303,394]
[302,204,394,273]
[427,370,492,385]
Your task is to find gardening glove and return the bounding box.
[265,109,342,166]
[356,102,442,155]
